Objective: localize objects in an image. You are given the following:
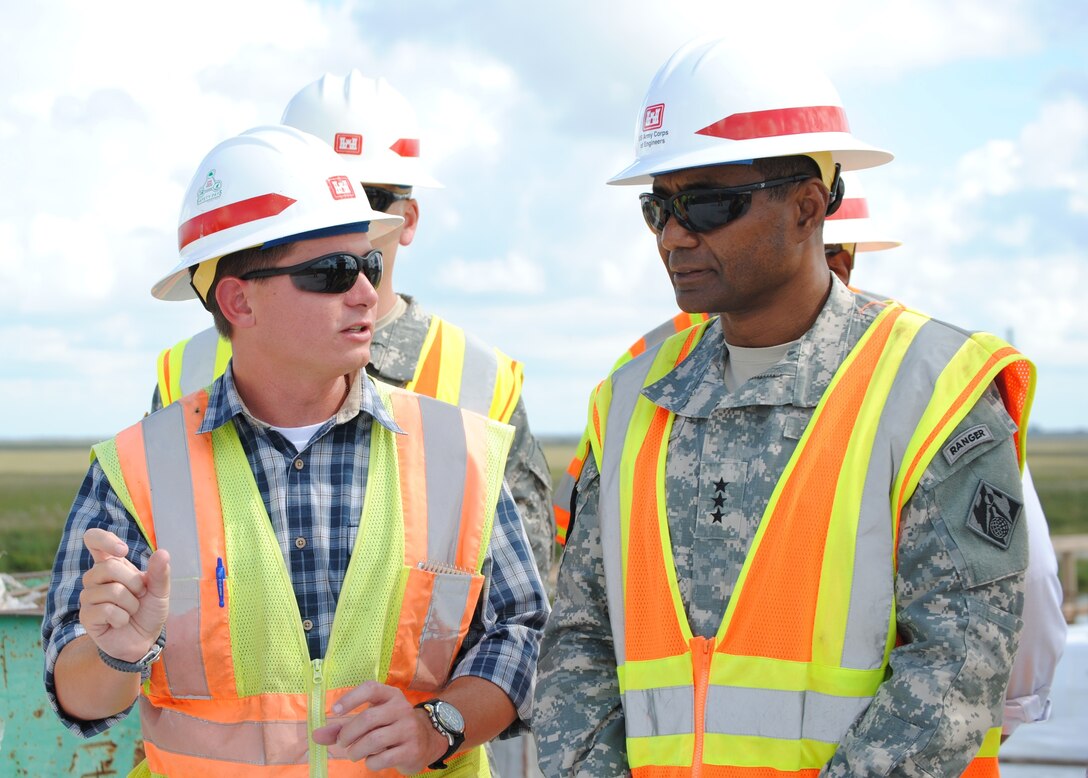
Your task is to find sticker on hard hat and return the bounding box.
[643,104,665,131]
[335,133,363,155]
[696,105,850,140]
[197,170,223,206]
[326,176,356,200]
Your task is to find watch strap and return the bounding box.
[97,629,166,679]
[416,699,466,770]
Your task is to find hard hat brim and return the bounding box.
[607,133,894,186]
[151,211,404,301]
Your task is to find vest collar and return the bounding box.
[199,364,403,436]
[642,277,869,418]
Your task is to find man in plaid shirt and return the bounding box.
[42,125,547,776]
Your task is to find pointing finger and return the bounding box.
[83,528,129,563]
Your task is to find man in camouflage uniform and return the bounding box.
[151,71,555,585]
[535,38,1031,777]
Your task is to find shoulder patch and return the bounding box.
[966,480,1022,550]
[943,424,994,466]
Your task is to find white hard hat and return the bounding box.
[609,36,893,186]
[281,70,443,189]
[152,124,403,301]
[823,171,901,252]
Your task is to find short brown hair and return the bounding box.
[200,243,293,338]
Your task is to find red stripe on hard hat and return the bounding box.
[177,193,297,250]
[696,105,850,140]
[389,138,420,157]
[826,197,869,221]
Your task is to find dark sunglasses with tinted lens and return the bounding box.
[363,186,412,212]
[639,173,812,234]
[240,250,383,293]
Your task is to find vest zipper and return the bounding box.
[310,658,327,777]
[690,636,715,778]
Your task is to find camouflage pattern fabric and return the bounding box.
[368,295,555,583]
[535,279,1027,777]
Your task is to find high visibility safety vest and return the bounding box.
[588,304,1033,777]
[553,312,712,545]
[92,379,514,778]
[156,317,524,424]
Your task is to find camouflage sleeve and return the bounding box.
[504,396,556,585]
[534,456,630,777]
[823,385,1028,777]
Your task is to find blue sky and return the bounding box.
[2,0,1086,440]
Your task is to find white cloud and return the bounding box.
[437,252,546,294]
[1,0,1087,438]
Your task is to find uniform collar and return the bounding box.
[199,363,403,435]
[643,276,862,418]
[367,294,427,384]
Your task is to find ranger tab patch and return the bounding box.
[943,424,994,466]
[966,480,1022,550]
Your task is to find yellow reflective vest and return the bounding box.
[588,304,1033,777]
[93,378,514,777]
[157,317,524,424]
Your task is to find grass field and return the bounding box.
[3,437,1086,589]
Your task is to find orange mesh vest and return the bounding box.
[93,379,514,777]
[554,312,712,545]
[589,305,1032,777]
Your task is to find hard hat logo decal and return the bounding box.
[335,133,363,155]
[696,105,850,141]
[643,104,665,131]
[197,170,223,206]
[639,104,669,153]
[326,176,356,200]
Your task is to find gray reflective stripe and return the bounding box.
[624,686,694,737]
[599,347,662,670]
[179,327,222,396]
[841,318,967,669]
[139,697,310,764]
[141,402,211,699]
[458,333,498,415]
[640,318,686,350]
[554,468,576,517]
[410,570,474,691]
[705,686,872,743]
[419,398,468,565]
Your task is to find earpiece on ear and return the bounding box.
[825,163,845,216]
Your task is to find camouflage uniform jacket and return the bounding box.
[368,295,555,582]
[535,279,1027,777]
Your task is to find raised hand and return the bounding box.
[80,528,171,662]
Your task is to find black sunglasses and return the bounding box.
[363,186,412,212]
[640,173,812,234]
[239,250,383,293]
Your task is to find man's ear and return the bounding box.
[215,277,256,329]
[398,199,420,248]
[795,179,830,241]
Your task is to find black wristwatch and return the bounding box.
[97,629,166,680]
[415,698,466,770]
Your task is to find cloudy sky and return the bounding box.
[2,0,1086,441]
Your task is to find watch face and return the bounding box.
[434,701,465,734]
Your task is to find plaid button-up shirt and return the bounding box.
[43,366,548,738]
